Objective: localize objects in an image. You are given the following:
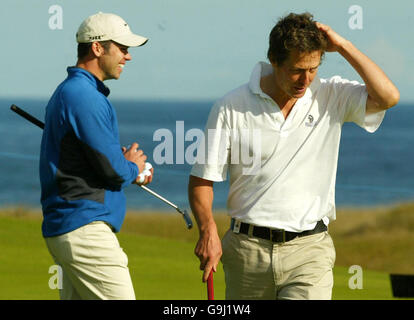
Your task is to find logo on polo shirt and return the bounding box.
[305,114,317,127]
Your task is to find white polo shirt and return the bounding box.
[191,62,386,232]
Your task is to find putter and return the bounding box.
[10,104,193,229]
[207,270,214,300]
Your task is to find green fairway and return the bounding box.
[0,211,406,300]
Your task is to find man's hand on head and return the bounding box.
[316,22,348,52]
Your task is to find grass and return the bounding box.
[329,204,414,275]
[0,204,413,300]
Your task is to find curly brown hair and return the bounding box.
[267,12,328,65]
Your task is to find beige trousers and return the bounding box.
[221,229,336,300]
[45,221,135,300]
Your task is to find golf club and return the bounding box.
[207,270,214,300]
[10,104,193,229]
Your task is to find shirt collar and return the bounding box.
[67,67,111,97]
[248,61,321,102]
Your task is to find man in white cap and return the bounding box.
[40,12,152,300]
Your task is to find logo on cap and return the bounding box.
[88,35,103,40]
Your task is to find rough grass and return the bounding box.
[329,203,414,274]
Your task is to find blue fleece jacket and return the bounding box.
[39,67,139,237]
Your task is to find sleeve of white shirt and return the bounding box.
[190,101,231,182]
[329,76,386,133]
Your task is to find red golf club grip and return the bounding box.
[207,271,214,300]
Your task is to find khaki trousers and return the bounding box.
[221,229,336,300]
[45,221,135,300]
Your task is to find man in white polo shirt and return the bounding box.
[188,12,399,299]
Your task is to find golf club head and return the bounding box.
[177,208,193,229]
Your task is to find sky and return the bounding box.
[0,0,413,103]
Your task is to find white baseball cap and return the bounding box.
[76,12,148,47]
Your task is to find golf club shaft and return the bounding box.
[10,104,193,229]
[10,104,44,129]
[139,185,178,209]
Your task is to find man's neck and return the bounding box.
[260,74,298,119]
[76,60,104,81]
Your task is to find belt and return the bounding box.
[230,219,327,243]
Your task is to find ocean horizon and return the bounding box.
[1,97,414,213]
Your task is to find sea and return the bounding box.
[1,98,414,213]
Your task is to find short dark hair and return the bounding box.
[77,40,112,60]
[267,12,328,65]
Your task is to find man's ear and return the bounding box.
[268,55,279,69]
[269,60,280,71]
[91,41,104,57]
